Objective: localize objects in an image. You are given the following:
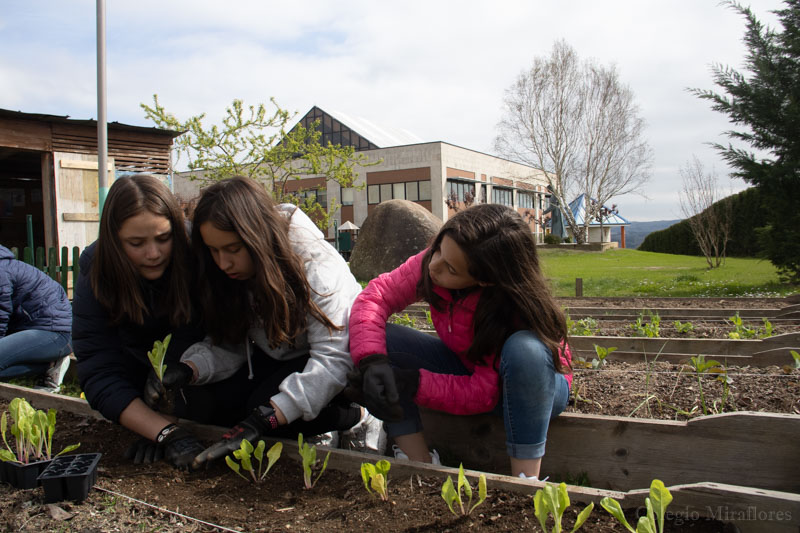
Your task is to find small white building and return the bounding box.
[566,194,630,247]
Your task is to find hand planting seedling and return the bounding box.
[147,334,172,381]
[360,459,391,501]
[440,463,487,516]
[297,433,330,490]
[532,481,594,533]
[601,479,672,533]
[225,438,282,483]
[0,397,80,464]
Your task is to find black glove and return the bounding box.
[191,405,279,469]
[358,354,405,422]
[143,363,193,411]
[393,367,420,399]
[124,437,164,465]
[157,423,205,470]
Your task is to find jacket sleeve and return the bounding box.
[0,268,11,337]
[181,338,247,385]
[269,208,363,423]
[348,250,426,365]
[72,248,143,423]
[415,356,501,415]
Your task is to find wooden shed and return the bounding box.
[0,108,179,252]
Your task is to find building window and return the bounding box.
[368,185,380,204]
[367,180,431,204]
[518,191,534,209]
[419,181,431,201]
[393,182,406,200]
[492,187,513,206]
[293,188,326,209]
[406,182,419,201]
[341,187,354,206]
[446,179,476,203]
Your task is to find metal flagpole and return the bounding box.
[96,0,109,215]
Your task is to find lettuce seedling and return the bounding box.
[791,350,800,370]
[147,334,172,381]
[297,433,330,490]
[532,481,594,533]
[440,463,487,516]
[0,397,80,464]
[361,459,391,501]
[601,479,672,533]
[225,438,282,483]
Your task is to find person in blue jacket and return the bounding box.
[72,174,205,469]
[0,245,72,386]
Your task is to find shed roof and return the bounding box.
[0,108,181,137]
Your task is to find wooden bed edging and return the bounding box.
[1,384,798,532]
[568,332,800,366]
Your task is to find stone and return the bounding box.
[349,200,442,281]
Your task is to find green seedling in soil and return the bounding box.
[786,350,800,373]
[630,311,660,338]
[391,313,416,329]
[686,355,731,415]
[424,310,433,329]
[628,346,663,418]
[297,433,330,490]
[147,334,172,381]
[441,463,487,516]
[0,397,80,464]
[575,345,617,369]
[673,320,694,334]
[566,315,599,337]
[532,482,594,533]
[225,438,282,483]
[361,459,391,501]
[601,479,673,533]
[727,313,773,339]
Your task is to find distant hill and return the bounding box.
[612,220,681,249]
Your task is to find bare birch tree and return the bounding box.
[679,156,732,268]
[494,40,652,244]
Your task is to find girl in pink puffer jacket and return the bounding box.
[349,204,572,480]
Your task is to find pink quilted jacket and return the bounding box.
[349,250,573,415]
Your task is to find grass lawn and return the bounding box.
[538,248,797,298]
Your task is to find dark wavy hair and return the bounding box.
[191,176,339,345]
[91,174,193,326]
[417,204,569,372]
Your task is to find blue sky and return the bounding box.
[0,0,785,221]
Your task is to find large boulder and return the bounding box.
[349,200,442,281]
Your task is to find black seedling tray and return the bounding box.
[0,459,51,489]
[37,453,101,503]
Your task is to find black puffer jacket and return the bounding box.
[72,242,203,422]
[0,245,72,337]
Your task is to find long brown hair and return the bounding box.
[91,174,193,326]
[191,176,339,345]
[418,204,569,372]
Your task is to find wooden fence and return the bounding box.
[10,246,82,297]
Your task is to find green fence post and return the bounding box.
[61,247,70,291]
[23,246,33,265]
[35,247,45,271]
[48,247,58,282]
[26,214,34,252]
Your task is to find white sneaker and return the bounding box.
[392,444,441,465]
[518,472,549,482]
[340,407,387,455]
[34,355,71,393]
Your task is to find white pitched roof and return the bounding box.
[323,108,425,148]
[568,194,630,226]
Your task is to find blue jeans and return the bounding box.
[0,330,72,379]
[383,324,569,460]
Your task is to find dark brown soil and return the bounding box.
[3,296,797,532]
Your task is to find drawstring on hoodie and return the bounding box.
[246,339,254,380]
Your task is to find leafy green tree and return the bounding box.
[142,96,373,230]
[691,1,800,283]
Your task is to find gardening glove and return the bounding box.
[156,423,205,470]
[124,437,164,465]
[358,354,405,422]
[143,363,194,411]
[344,366,365,404]
[191,405,280,469]
[392,367,420,400]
